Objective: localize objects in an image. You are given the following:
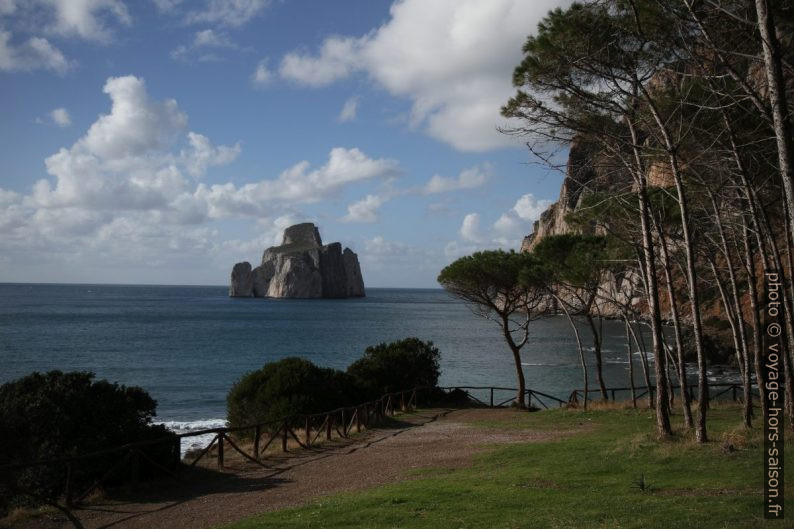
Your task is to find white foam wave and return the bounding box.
[158,418,227,457]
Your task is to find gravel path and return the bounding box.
[22,408,585,529]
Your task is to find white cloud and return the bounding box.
[423,164,491,194]
[29,75,231,214]
[277,0,572,152]
[513,193,553,222]
[81,75,187,160]
[338,96,359,123]
[186,0,270,27]
[181,132,241,177]
[251,58,272,86]
[279,36,362,87]
[460,213,483,243]
[341,194,386,223]
[493,212,521,235]
[446,193,554,259]
[171,29,238,62]
[194,28,231,47]
[0,29,70,73]
[195,147,399,218]
[0,75,402,283]
[42,0,130,41]
[50,107,70,127]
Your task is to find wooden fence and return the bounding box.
[1,387,420,508]
[438,386,567,409]
[0,381,756,512]
[567,382,759,404]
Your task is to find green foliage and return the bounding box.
[227,341,442,432]
[438,250,541,314]
[531,233,612,289]
[0,371,173,510]
[347,338,441,399]
[227,358,359,431]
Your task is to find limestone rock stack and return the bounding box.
[229,223,365,299]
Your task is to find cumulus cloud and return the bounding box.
[181,132,241,177]
[341,194,386,223]
[423,164,491,194]
[277,0,572,152]
[195,147,398,218]
[42,0,130,41]
[446,192,554,258]
[338,96,359,123]
[251,58,272,86]
[513,193,553,222]
[280,36,362,87]
[459,213,484,243]
[0,74,401,282]
[50,107,71,127]
[0,29,70,73]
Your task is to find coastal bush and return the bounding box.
[226,357,358,432]
[0,371,174,512]
[347,338,441,399]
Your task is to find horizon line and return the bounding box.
[0,281,444,290]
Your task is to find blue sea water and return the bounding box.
[1,283,669,430]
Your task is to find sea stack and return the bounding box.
[229,223,365,299]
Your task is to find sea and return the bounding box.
[0,283,736,452]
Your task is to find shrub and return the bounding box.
[226,357,358,432]
[347,338,441,399]
[0,371,173,512]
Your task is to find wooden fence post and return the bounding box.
[64,461,74,507]
[490,387,494,408]
[253,425,261,459]
[173,437,181,470]
[281,421,288,452]
[130,449,140,486]
[217,433,224,469]
[341,409,347,437]
[305,416,311,446]
[400,392,405,411]
[326,413,332,440]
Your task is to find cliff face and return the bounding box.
[229,223,365,299]
[521,139,620,252]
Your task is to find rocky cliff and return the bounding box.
[229,223,365,299]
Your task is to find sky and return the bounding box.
[0,0,571,288]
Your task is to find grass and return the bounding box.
[217,405,793,529]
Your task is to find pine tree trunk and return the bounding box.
[627,116,671,437]
[586,313,608,400]
[655,216,693,428]
[742,219,769,419]
[624,314,637,408]
[754,0,794,246]
[558,295,588,409]
[502,315,527,409]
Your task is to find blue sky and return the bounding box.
[0,0,570,288]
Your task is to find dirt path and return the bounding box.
[24,408,585,529]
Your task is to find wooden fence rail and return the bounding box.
[0,381,756,511]
[566,383,759,405]
[0,387,422,507]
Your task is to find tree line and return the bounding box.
[440,0,794,442]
